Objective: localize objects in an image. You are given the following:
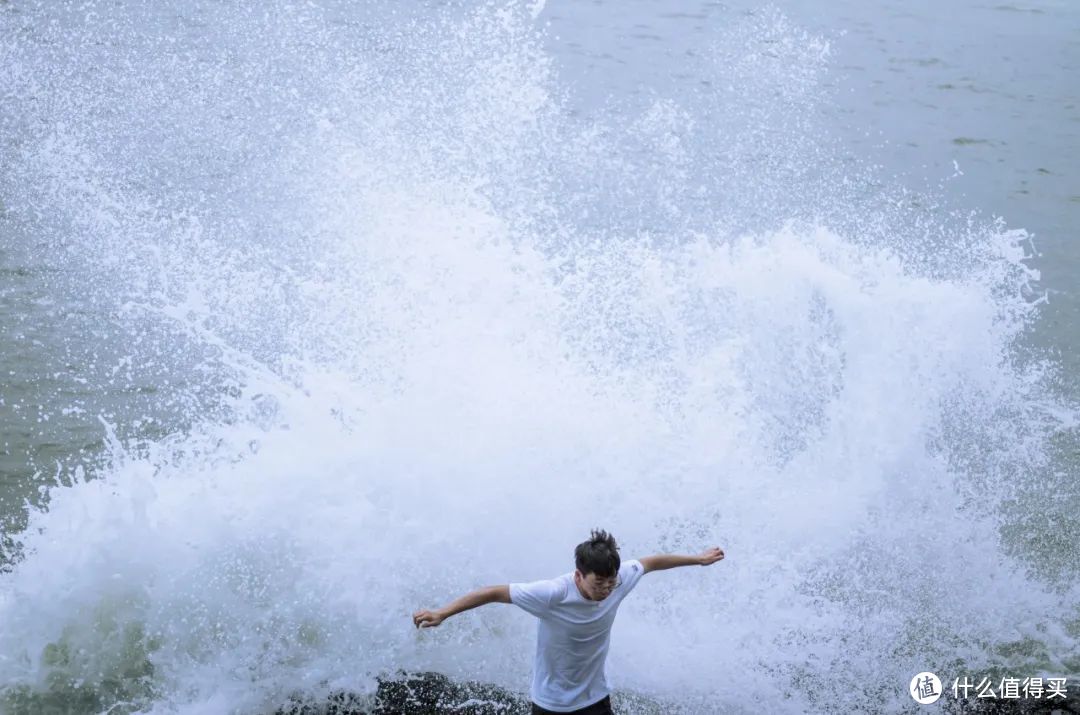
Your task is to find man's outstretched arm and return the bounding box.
[412,585,511,628]
[640,547,725,574]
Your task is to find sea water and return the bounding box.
[0,1,1077,713]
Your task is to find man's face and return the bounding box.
[574,570,620,601]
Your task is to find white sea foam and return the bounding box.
[0,2,1075,713]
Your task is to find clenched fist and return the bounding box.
[697,547,725,565]
[412,609,446,629]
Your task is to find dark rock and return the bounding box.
[275,673,1080,714]
[943,685,1080,715]
[274,671,529,715]
[275,689,372,715]
[371,671,529,715]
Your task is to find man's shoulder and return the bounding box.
[510,572,571,602]
[615,560,646,593]
[548,571,574,596]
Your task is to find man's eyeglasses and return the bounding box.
[593,576,622,592]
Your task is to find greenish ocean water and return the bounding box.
[0,1,1077,713]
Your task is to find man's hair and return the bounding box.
[574,529,620,577]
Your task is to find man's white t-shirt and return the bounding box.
[509,559,646,712]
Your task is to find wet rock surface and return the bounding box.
[275,672,528,715]
[275,672,1080,714]
[943,684,1080,715]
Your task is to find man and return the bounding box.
[412,529,725,714]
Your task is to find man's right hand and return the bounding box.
[412,608,446,629]
[697,546,725,565]
[411,585,510,629]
